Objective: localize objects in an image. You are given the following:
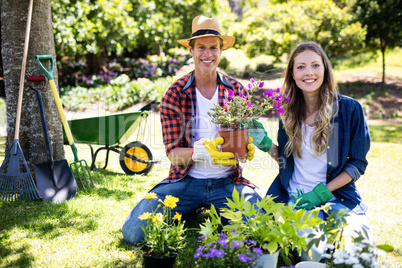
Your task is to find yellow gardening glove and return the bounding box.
[247,136,255,161]
[192,137,238,165]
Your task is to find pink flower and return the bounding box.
[250,78,255,84]
[247,102,253,108]
[259,82,264,88]
[247,83,252,90]
[263,89,274,97]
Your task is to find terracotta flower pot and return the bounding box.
[142,253,177,268]
[218,128,249,159]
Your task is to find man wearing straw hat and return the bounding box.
[122,15,260,244]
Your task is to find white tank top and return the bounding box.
[187,86,236,179]
[287,122,327,195]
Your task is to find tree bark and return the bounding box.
[1,0,65,170]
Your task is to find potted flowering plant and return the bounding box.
[208,78,289,158]
[194,232,263,268]
[137,193,186,268]
[318,228,393,268]
[200,188,346,267]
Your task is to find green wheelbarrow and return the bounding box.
[64,101,159,175]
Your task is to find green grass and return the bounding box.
[0,116,401,267]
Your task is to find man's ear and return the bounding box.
[189,47,193,56]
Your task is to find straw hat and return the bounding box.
[177,15,235,51]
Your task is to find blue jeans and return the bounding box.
[288,200,374,261]
[122,174,261,244]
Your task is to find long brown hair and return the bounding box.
[281,42,338,158]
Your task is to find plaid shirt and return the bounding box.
[159,70,256,189]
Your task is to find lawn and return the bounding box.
[0,48,401,267]
[0,114,401,267]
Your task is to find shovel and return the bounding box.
[28,76,77,202]
[34,54,94,188]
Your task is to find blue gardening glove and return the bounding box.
[192,137,238,165]
[248,119,272,152]
[292,183,333,210]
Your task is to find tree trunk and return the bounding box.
[85,51,107,75]
[381,40,386,84]
[1,0,65,170]
[0,3,4,99]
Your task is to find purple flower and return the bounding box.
[263,89,274,97]
[218,238,227,247]
[228,89,235,98]
[259,82,264,88]
[198,235,206,241]
[247,83,252,90]
[215,249,225,258]
[253,247,263,255]
[277,107,284,114]
[248,240,257,246]
[276,87,281,93]
[194,252,202,258]
[247,102,253,108]
[284,97,290,102]
[238,254,249,263]
[250,78,255,84]
[275,95,282,102]
[209,248,217,257]
[218,232,228,239]
[231,240,241,248]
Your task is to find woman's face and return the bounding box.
[292,50,325,97]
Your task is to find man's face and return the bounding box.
[190,36,222,75]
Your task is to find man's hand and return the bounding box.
[192,137,238,165]
[248,119,272,152]
[293,183,333,210]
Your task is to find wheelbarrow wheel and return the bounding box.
[119,142,153,175]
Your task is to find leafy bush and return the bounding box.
[58,54,191,88]
[61,75,175,112]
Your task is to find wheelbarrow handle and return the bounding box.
[35,54,54,80]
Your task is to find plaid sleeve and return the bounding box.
[160,81,187,156]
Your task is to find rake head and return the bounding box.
[0,140,41,201]
[70,159,94,189]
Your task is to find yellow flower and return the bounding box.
[125,251,134,258]
[173,212,182,221]
[144,192,157,200]
[138,212,152,220]
[152,213,164,223]
[163,195,179,209]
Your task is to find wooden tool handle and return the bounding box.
[15,0,34,140]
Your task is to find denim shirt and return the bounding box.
[266,94,371,213]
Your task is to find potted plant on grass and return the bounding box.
[137,193,186,268]
[208,78,289,159]
[194,231,263,268]
[200,188,346,268]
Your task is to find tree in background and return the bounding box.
[1,0,65,168]
[132,0,219,56]
[51,0,219,74]
[231,0,366,62]
[347,0,402,83]
[52,0,139,74]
